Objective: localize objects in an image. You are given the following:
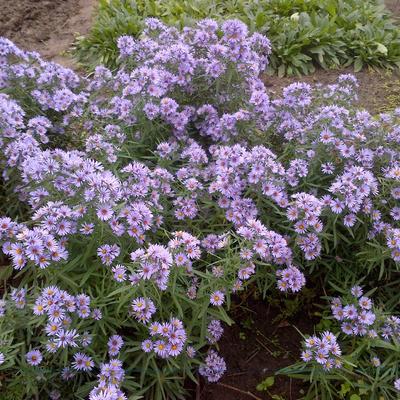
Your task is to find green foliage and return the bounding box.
[256,375,275,391]
[73,0,148,69]
[279,285,400,400]
[281,341,400,400]
[256,375,286,399]
[73,0,400,76]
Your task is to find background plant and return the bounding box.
[73,0,400,76]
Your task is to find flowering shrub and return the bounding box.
[283,286,400,399]
[0,17,400,400]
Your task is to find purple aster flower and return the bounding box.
[207,320,224,344]
[72,353,94,371]
[117,35,136,57]
[141,339,153,353]
[210,290,225,306]
[131,297,156,323]
[199,350,226,382]
[112,264,127,282]
[351,286,363,297]
[186,346,196,358]
[108,335,124,356]
[26,350,43,366]
[301,350,313,362]
[91,308,102,320]
[154,340,168,358]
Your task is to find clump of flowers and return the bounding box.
[288,288,400,399]
[31,286,98,357]
[275,265,305,292]
[331,286,376,337]
[288,192,323,260]
[89,359,126,400]
[131,297,156,323]
[199,350,227,382]
[130,245,173,290]
[10,288,26,309]
[386,227,400,262]
[301,332,342,370]
[108,335,124,356]
[72,353,94,372]
[207,319,224,344]
[168,231,201,271]
[236,219,305,292]
[114,18,272,142]
[144,318,187,358]
[1,220,68,270]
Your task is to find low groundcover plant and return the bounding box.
[73,0,400,76]
[0,17,399,400]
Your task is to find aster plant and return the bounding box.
[0,17,399,400]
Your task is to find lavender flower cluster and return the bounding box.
[331,286,376,337]
[331,286,400,342]
[301,331,342,370]
[144,318,187,358]
[326,287,400,392]
[29,286,99,368]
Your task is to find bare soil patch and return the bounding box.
[386,0,400,14]
[187,293,315,400]
[0,0,97,68]
[264,67,400,115]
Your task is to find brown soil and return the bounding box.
[0,0,97,68]
[188,294,315,400]
[386,0,400,14]
[264,67,400,115]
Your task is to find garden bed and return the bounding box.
[1,2,400,400]
[194,294,315,400]
[0,0,96,68]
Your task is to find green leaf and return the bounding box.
[376,43,388,55]
[271,395,285,400]
[339,382,351,396]
[325,0,337,16]
[255,12,267,29]
[264,376,275,387]
[0,264,13,281]
[278,64,286,77]
[256,376,275,391]
[354,58,363,72]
